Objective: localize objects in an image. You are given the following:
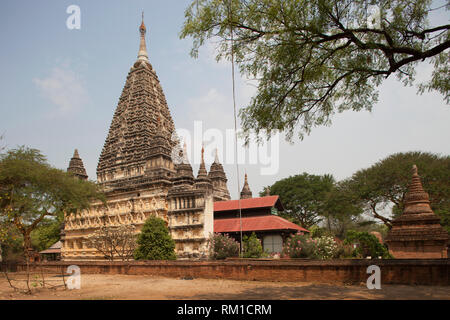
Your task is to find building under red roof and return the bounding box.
[214,195,284,213]
[213,195,308,253]
[214,215,308,233]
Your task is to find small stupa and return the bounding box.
[67,149,88,180]
[240,173,253,199]
[385,165,448,258]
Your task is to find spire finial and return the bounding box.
[201,143,205,163]
[181,141,189,164]
[412,164,418,176]
[137,13,149,62]
[214,148,220,163]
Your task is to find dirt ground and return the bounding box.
[0,274,449,300]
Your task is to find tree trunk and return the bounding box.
[22,231,33,293]
[23,232,32,262]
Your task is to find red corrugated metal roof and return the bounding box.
[214,196,283,212]
[214,215,309,233]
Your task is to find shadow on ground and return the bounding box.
[168,283,449,300]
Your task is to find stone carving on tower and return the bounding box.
[385,165,449,258]
[61,17,218,261]
[96,16,176,191]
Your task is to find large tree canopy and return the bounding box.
[181,0,450,141]
[265,173,335,228]
[0,147,104,258]
[263,173,365,233]
[345,151,450,231]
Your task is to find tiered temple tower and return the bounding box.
[385,165,448,258]
[194,146,213,192]
[62,18,220,260]
[67,149,88,180]
[208,149,231,201]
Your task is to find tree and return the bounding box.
[320,181,365,238]
[345,151,450,230]
[0,147,104,261]
[267,173,335,228]
[31,217,62,252]
[0,222,23,263]
[343,230,391,258]
[181,0,450,141]
[242,232,264,258]
[86,225,137,262]
[134,216,176,260]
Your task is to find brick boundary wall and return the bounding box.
[11,259,450,286]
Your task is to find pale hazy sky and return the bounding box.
[0,0,449,199]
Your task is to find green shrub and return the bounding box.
[208,233,240,260]
[282,232,316,258]
[344,230,391,259]
[309,226,333,239]
[242,232,264,258]
[313,235,338,259]
[31,218,62,252]
[134,216,176,260]
[335,242,356,259]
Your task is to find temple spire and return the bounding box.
[240,172,253,199]
[197,144,208,178]
[67,149,88,180]
[208,148,231,201]
[137,12,149,62]
[182,142,190,164]
[385,164,449,258]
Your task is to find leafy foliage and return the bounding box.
[242,232,265,258]
[266,173,335,228]
[283,232,339,259]
[320,182,365,238]
[208,233,240,260]
[134,217,176,260]
[0,226,23,263]
[345,151,450,230]
[181,0,449,141]
[86,225,137,261]
[0,147,104,258]
[314,235,339,260]
[31,218,62,252]
[334,242,356,259]
[344,230,391,258]
[282,232,316,258]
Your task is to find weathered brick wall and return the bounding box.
[15,259,449,285]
